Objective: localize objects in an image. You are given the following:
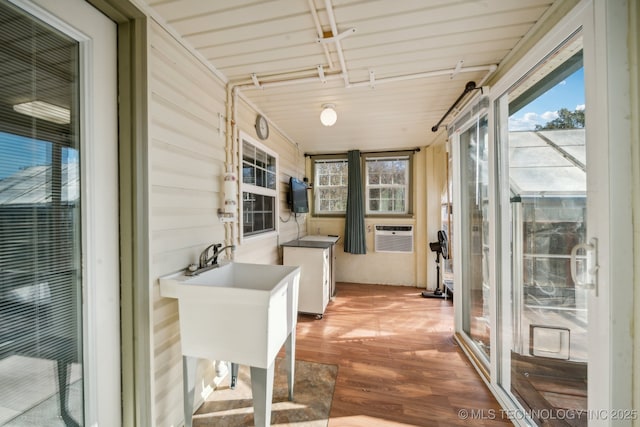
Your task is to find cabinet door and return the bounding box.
[283,246,328,315]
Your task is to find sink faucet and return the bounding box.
[186,243,236,276]
[199,243,221,268]
[198,243,236,269]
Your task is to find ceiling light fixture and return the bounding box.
[13,100,71,125]
[320,104,337,126]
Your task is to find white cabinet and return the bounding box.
[283,245,330,316]
[299,235,339,298]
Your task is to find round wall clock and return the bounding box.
[255,114,269,140]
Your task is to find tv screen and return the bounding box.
[289,177,309,213]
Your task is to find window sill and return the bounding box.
[241,230,278,243]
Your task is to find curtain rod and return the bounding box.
[431,81,482,132]
[305,147,420,157]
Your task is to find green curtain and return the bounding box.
[344,150,367,254]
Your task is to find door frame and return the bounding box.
[450,99,494,380]
[583,0,633,419]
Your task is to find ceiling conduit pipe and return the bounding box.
[308,0,334,70]
[477,64,498,86]
[238,64,496,92]
[348,64,497,88]
[324,0,351,87]
[236,73,343,91]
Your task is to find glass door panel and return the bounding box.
[0,2,83,426]
[459,114,491,361]
[500,34,588,424]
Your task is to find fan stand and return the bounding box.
[421,251,447,299]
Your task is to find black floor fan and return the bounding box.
[421,230,449,299]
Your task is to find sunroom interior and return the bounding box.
[0,0,637,426]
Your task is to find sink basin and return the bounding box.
[159,262,300,369]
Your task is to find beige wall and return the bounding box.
[147,21,307,427]
[305,142,448,288]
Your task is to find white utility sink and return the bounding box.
[160,262,300,368]
[159,262,301,427]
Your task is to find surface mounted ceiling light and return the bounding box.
[13,100,71,125]
[320,104,337,126]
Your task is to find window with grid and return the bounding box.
[313,158,348,215]
[241,134,277,236]
[365,156,410,214]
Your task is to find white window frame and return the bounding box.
[239,132,278,239]
[313,157,348,215]
[365,155,410,215]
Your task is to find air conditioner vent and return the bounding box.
[374,225,413,253]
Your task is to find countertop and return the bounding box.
[281,235,340,249]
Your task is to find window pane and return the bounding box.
[381,172,392,185]
[314,159,348,214]
[266,171,276,190]
[394,188,405,210]
[365,157,410,214]
[264,212,273,230]
[255,148,266,169]
[242,191,275,236]
[243,140,255,164]
[267,154,276,170]
[242,164,255,185]
[256,168,265,187]
[254,211,264,231]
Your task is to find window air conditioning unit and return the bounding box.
[374,225,414,253]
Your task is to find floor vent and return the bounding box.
[374,225,414,253]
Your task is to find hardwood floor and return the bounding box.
[291,282,513,426]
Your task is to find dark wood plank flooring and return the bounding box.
[291,282,513,426]
[511,353,587,427]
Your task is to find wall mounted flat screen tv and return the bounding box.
[289,177,309,213]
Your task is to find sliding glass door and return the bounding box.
[455,110,491,368]
[497,34,590,424]
[452,2,633,425]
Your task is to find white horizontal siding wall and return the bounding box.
[148,20,227,427]
[147,19,307,427]
[234,97,307,265]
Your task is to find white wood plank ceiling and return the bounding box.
[143,0,557,154]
